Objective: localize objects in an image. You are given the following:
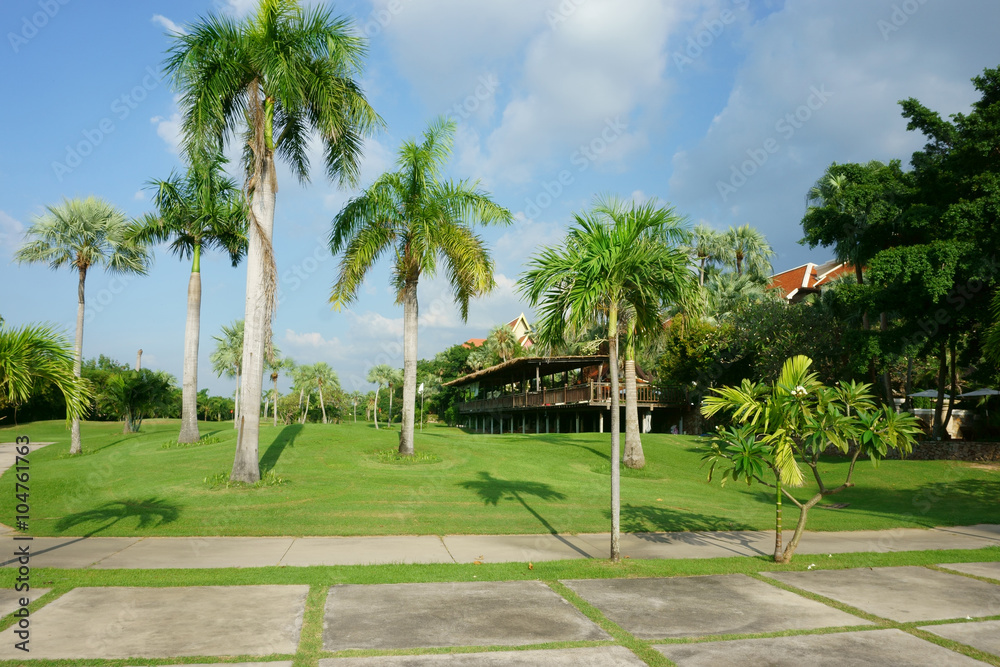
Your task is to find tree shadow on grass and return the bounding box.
[54,497,181,536]
[260,423,303,473]
[458,471,592,557]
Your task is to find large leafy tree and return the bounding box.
[330,117,512,455]
[519,196,694,560]
[15,197,151,454]
[166,0,382,482]
[210,320,244,428]
[134,151,247,443]
[0,321,91,423]
[702,355,920,562]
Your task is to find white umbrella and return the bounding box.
[958,388,1000,398]
[908,389,952,398]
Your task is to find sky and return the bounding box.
[2,0,999,397]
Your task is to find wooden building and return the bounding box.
[443,355,687,434]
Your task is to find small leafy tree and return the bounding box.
[701,355,921,562]
[99,369,174,433]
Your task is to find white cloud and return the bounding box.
[666,0,1000,267]
[151,110,183,155]
[0,210,25,258]
[133,190,146,201]
[151,14,186,36]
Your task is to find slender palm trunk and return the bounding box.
[774,476,783,560]
[273,375,279,427]
[933,340,947,439]
[301,393,310,424]
[399,280,418,455]
[608,304,621,562]
[179,249,202,443]
[297,387,304,417]
[373,387,380,429]
[623,318,645,469]
[233,138,277,483]
[70,266,87,455]
[319,383,327,424]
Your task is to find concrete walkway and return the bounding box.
[1,524,998,569]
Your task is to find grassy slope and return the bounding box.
[1,419,997,537]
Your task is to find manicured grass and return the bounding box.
[2,419,998,537]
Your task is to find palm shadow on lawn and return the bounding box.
[54,497,181,536]
[259,423,303,473]
[458,471,593,556]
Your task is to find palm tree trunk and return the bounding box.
[319,384,327,424]
[70,266,87,455]
[373,387,380,429]
[232,137,278,484]
[933,339,947,439]
[233,372,241,430]
[178,251,202,443]
[301,393,310,424]
[273,376,279,427]
[399,279,418,455]
[774,476,783,561]
[623,318,645,469]
[608,303,621,562]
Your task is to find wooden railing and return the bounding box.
[456,382,686,413]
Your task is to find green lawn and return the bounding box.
[2,419,998,537]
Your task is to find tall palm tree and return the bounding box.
[366,363,395,430]
[519,195,694,560]
[330,117,513,455]
[209,320,244,428]
[688,223,727,287]
[310,362,339,424]
[722,224,774,279]
[133,151,247,443]
[15,197,150,454]
[267,354,291,427]
[0,321,91,422]
[166,0,383,483]
[290,362,315,424]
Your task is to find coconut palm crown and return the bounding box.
[330,116,513,456]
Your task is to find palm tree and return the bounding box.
[386,367,402,428]
[330,117,512,455]
[15,197,151,454]
[267,354,291,427]
[722,224,774,279]
[209,320,244,428]
[290,362,315,424]
[0,321,91,423]
[133,151,247,443]
[688,223,727,287]
[166,0,383,483]
[519,195,694,560]
[310,362,339,424]
[366,364,395,429]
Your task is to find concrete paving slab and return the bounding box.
[93,536,295,569]
[655,628,985,666]
[323,580,609,651]
[443,534,598,563]
[764,566,1000,622]
[281,536,452,566]
[563,574,868,639]
[921,620,1000,657]
[933,525,1000,544]
[0,588,49,617]
[319,646,647,665]
[0,536,140,568]
[0,585,308,660]
[939,562,1000,580]
[792,527,1000,555]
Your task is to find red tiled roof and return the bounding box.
[769,261,857,301]
[462,338,487,349]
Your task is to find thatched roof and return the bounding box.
[443,355,609,388]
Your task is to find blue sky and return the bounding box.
[3,0,999,397]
